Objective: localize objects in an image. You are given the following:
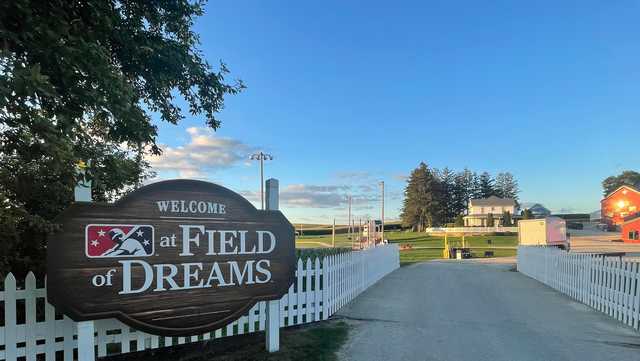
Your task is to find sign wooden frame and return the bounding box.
[47,179,296,336]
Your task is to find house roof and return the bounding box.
[528,204,551,213]
[469,196,516,207]
[622,213,640,225]
[602,185,640,202]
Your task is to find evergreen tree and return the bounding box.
[438,167,457,224]
[455,214,465,227]
[478,172,496,198]
[453,168,474,216]
[502,210,512,226]
[400,162,443,231]
[495,172,520,201]
[487,213,495,227]
[471,171,483,199]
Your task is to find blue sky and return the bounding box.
[149,0,640,223]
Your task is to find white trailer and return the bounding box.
[518,217,570,250]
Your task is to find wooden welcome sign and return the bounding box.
[47,179,295,336]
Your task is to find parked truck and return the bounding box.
[518,217,570,250]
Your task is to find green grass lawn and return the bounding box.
[296,230,518,265]
[113,321,349,361]
[295,233,354,249]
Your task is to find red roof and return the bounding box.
[603,185,640,202]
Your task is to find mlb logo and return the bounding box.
[85,224,154,258]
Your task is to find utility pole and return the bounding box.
[358,218,362,249]
[347,196,352,240]
[380,181,385,243]
[250,152,273,210]
[332,219,336,247]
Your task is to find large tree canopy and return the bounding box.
[602,171,640,196]
[0,0,243,276]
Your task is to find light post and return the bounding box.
[250,152,273,210]
[379,181,385,244]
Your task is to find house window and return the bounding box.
[629,231,640,240]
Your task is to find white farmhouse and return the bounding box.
[463,196,518,227]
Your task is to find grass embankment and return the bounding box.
[113,321,349,361]
[296,230,518,266]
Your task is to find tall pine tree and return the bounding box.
[478,172,496,198]
[495,172,519,201]
[400,163,443,231]
[438,167,457,224]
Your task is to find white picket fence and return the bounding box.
[424,226,518,233]
[517,246,640,331]
[0,244,399,361]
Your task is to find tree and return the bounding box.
[487,213,495,227]
[400,163,443,231]
[470,171,483,199]
[478,172,496,198]
[495,172,520,201]
[522,208,533,220]
[502,210,512,226]
[454,214,465,227]
[437,167,457,224]
[602,171,640,196]
[453,168,474,216]
[0,1,244,276]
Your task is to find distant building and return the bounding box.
[589,210,602,222]
[362,220,382,237]
[601,185,640,226]
[463,196,518,227]
[621,214,640,243]
[522,203,551,218]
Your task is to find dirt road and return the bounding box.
[337,260,640,361]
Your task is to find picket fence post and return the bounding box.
[74,162,96,361]
[265,178,280,352]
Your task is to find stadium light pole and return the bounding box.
[250,152,273,210]
[380,181,385,243]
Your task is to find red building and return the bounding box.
[621,215,640,243]
[601,185,640,226]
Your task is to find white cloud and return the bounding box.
[334,171,372,181]
[148,127,256,178]
[241,183,377,209]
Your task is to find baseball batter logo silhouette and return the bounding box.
[85,224,154,258]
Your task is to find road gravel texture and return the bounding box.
[337,260,640,361]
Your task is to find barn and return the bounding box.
[601,185,640,226]
[621,215,640,243]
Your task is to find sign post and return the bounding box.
[74,161,96,361]
[48,179,295,338]
[265,178,280,352]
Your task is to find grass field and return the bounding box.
[119,320,349,361]
[296,230,518,265]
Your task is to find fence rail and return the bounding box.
[424,226,518,233]
[0,245,399,361]
[517,246,640,331]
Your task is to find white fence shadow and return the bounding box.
[0,245,399,361]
